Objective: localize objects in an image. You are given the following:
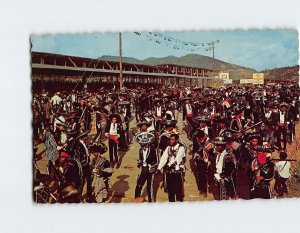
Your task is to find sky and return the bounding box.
[31,29,299,71]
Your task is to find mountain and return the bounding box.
[262,65,299,82]
[99,55,144,65]
[98,54,257,80]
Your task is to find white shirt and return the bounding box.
[276,161,291,178]
[158,144,185,171]
[147,125,155,132]
[63,102,67,111]
[156,106,162,117]
[60,132,67,144]
[71,94,76,103]
[215,150,227,174]
[211,107,216,115]
[53,116,65,132]
[280,111,285,123]
[122,108,127,117]
[51,95,62,105]
[120,115,127,130]
[219,128,226,136]
[109,123,118,135]
[104,105,111,114]
[222,100,230,109]
[142,148,149,167]
[265,111,271,118]
[145,118,155,132]
[186,104,192,114]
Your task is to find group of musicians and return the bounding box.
[32,83,299,203]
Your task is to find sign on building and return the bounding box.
[240,79,253,84]
[252,73,264,84]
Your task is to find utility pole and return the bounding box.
[206,40,219,77]
[119,32,123,91]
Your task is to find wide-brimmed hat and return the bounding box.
[211,137,227,145]
[153,98,163,104]
[66,129,78,137]
[215,116,230,124]
[193,129,206,139]
[143,113,155,118]
[136,121,152,128]
[118,101,130,106]
[257,145,274,153]
[182,97,193,101]
[108,113,121,122]
[92,105,103,111]
[89,142,108,154]
[135,132,156,145]
[231,106,244,115]
[162,94,170,98]
[56,122,67,128]
[244,133,262,142]
[161,119,177,127]
[251,92,262,98]
[279,102,289,108]
[207,99,217,105]
[196,98,206,106]
[194,115,210,123]
[75,130,90,140]
[57,111,69,116]
[119,92,128,97]
[193,87,202,91]
[105,99,114,105]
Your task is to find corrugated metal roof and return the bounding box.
[32,63,213,80]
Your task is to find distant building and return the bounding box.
[31,52,224,91]
[219,72,230,80]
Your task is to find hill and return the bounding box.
[262,65,299,82]
[98,54,257,80]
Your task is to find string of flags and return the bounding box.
[133,32,219,53]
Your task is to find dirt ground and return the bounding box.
[34,116,300,203]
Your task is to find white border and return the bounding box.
[0,1,299,233]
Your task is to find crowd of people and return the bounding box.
[32,82,300,203]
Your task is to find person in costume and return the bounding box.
[105,114,121,168]
[134,132,158,202]
[157,134,186,202]
[90,143,113,203]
